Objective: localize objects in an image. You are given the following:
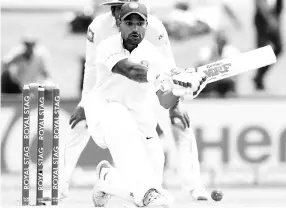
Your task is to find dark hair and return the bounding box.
[111,5,122,16]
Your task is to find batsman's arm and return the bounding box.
[109,58,180,109]
[96,37,158,84]
[96,37,182,109]
[111,59,149,83]
[111,59,180,109]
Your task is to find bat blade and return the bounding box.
[196,45,277,84]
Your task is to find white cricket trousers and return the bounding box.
[171,122,203,191]
[84,98,165,201]
[61,105,202,196]
[154,104,203,191]
[60,120,90,193]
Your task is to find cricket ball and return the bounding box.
[211,190,223,201]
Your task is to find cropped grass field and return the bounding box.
[1,180,286,208]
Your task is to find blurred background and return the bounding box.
[1,0,286,207]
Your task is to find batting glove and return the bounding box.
[171,68,207,97]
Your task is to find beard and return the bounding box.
[126,32,142,45]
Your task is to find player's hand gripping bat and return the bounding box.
[157,45,277,108]
[165,45,277,95]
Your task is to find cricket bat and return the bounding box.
[158,45,277,109]
[197,45,277,83]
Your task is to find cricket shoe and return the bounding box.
[141,188,174,207]
[92,160,112,207]
[190,186,209,201]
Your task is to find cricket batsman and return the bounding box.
[84,2,207,207]
[46,0,208,203]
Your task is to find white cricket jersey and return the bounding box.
[92,33,169,137]
[80,12,176,106]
